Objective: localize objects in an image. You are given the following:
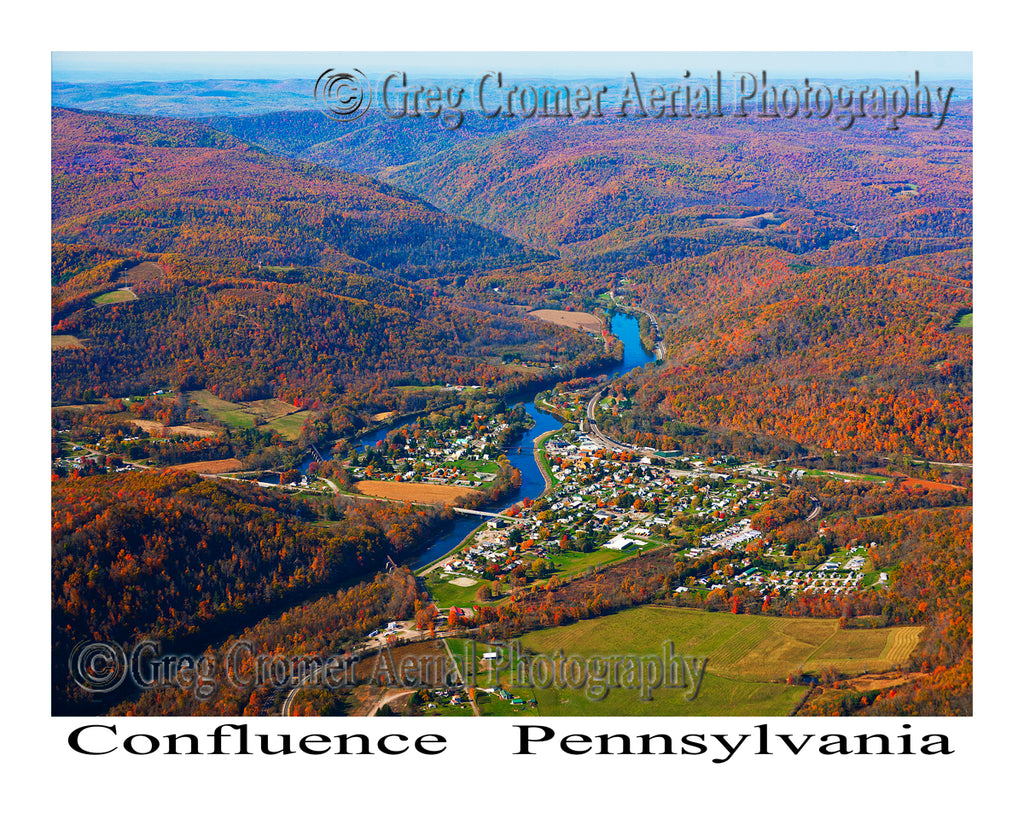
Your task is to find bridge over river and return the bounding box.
[452,507,519,522]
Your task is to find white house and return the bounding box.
[604,534,634,551]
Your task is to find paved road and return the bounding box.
[879,456,973,469]
[280,664,321,716]
[452,507,519,521]
[584,389,631,452]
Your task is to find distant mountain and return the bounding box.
[207,106,972,261]
[51,108,609,410]
[51,79,322,118]
[208,110,524,171]
[52,107,549,278]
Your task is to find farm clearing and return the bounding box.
[52,335,84,350]
[352,480,482,505]
[92,289,137,305]
[186,390,310,440]
[510,605,922,716]
[166,458,244,474]
[529,309,604,334]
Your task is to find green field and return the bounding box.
[549,547,637,579]
[475,691,539,716]
[427,576,491,609]
[534,430,558,490]
[264,411,310,440]
[189,390,255,428]
[525,673,804,716]
[806,469,891,484]
[451,635,800,716]
[92,289,137,305]
[443,637,476,659]
[955,311,973,328]
[451,458,499,474]
[427,547,637,608]
[508,606,921,716]
[187,390,307,437]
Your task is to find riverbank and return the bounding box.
[535,429,558,496]
[416,520,487,577]
[416,429,560,579]
[410,312,655,578]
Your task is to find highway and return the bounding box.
[576,296,671,454]
[583,388,631,452]
[280,661,324,716]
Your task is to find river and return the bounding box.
[302,311,656,569]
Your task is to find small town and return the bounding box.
[417,423,883,609]
[346,404,527,492]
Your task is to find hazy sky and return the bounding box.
[53,51,972,82]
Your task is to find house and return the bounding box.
[604,534,633,550]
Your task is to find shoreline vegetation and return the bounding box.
[416,426,564,578]
[51,100,971,719]
[408,316,640,580]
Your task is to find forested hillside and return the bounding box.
[602,246,972,461]
[216,108,970,256]
[51,469,446,713]
[200,105,973,463]
[52,95,972,717]
[52,108,548,277]
[52,250,608,410]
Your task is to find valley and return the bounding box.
[51,78,972,719]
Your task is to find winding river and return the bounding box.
[305,311,656,570]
